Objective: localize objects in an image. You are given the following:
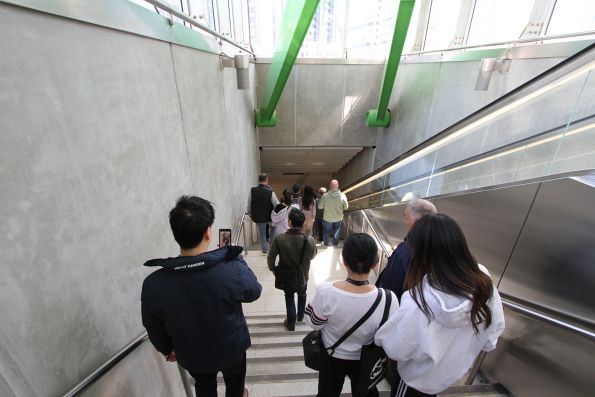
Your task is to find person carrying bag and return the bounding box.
[303,234,398,397]
[268,208,317,331]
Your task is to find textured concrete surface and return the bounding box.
[329,57,568,187]
[0,4,258,397]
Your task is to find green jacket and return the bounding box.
[267,229,317,287]
[317,189,348,222]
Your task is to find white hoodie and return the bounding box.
[374,266,505,394]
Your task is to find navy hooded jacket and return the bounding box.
[141,245,262,373]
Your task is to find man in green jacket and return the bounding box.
[317,179,348,247]
[267,208,317,331]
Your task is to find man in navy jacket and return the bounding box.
[376,198,436,301]
[142,196,262,397]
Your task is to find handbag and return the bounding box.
[353,289,392,397]
[302,287,383,371]
[274,236,308,292]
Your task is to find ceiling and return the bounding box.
[260,146,363,174]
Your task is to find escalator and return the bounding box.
[341,44,595,397]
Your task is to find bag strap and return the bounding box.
[328,289,384,355]
[299,235,308,264]
[379,288,392,327]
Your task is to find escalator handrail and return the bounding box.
[360,210,392,260]
[61,333,148,397]
[343,42,595,195]
[61,211,249,396]
[500,295,595,341]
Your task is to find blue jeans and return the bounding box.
[323,220,342,246]
[256,222,269,253]
[285,284,307,325]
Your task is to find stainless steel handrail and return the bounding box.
[234,212,249,248]
[143,0,254,55]
[466,295,595,385]
[62,332,148,397]
[501,297,595,340]
[360,210,391,260]
[61,212,252,396]
[404,30,595,57]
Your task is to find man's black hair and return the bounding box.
[169,195,215,249]
[288,208,305,228]
[258,173,268,182]
[292,184,300,194]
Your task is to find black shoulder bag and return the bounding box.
[353,288,393,397]
[274,235,308,292]
[302,288,384,371]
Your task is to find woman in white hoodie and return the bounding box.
[375,213,505,397]
[271,188,300,241]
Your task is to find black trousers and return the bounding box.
[317,356,379,397]
[189,353,246,397]
[391,372,436,397]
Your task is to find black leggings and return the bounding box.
[317,356,379,397]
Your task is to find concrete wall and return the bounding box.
[255,63,381,147]
[0,4,258,397]
[255,56,568,187]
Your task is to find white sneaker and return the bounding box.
[262,251,268,256]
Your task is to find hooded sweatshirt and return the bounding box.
[374,265,505,394]
[317,189,348,223]
[271,203,300,234]
[141,245,262,373]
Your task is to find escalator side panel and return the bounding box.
[433,183,539,285]
[482,307,595,397]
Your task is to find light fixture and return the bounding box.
[220,54,251,89]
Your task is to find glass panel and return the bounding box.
[547,0,595,36]
[344,47,595,207]
[402,0,423,53]
[187,0,217,29]
[248,0,286,56]
[423,0,463,51]
[300,0,347,58]
[467,0,534,45]
[344,0,398,59]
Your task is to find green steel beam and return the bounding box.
[256,0,320,127]
[367,0,416,128]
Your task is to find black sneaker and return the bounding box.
[283,319,295,331]
[297,315,304,322]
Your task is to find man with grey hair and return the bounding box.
[376,198,437,300]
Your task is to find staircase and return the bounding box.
[213,314,508,397]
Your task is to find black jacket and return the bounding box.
[375,236,412,301]
[141,245,262,373]
[250,184,274,223]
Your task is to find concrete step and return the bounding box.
[438,383,508,396]
[216,377,391,396]
[244,360,317,376]
[251,332,309,344]
[248,323,311,333]
[247,346,303,359]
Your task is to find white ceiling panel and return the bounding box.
[260,146,363,173]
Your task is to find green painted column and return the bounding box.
[366,0,416,128]
[255,0,320,127]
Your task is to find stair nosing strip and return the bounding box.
[250,341,301,349]
[251,330,309,337]
[246,355,304,364]
[217,372,318,384]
